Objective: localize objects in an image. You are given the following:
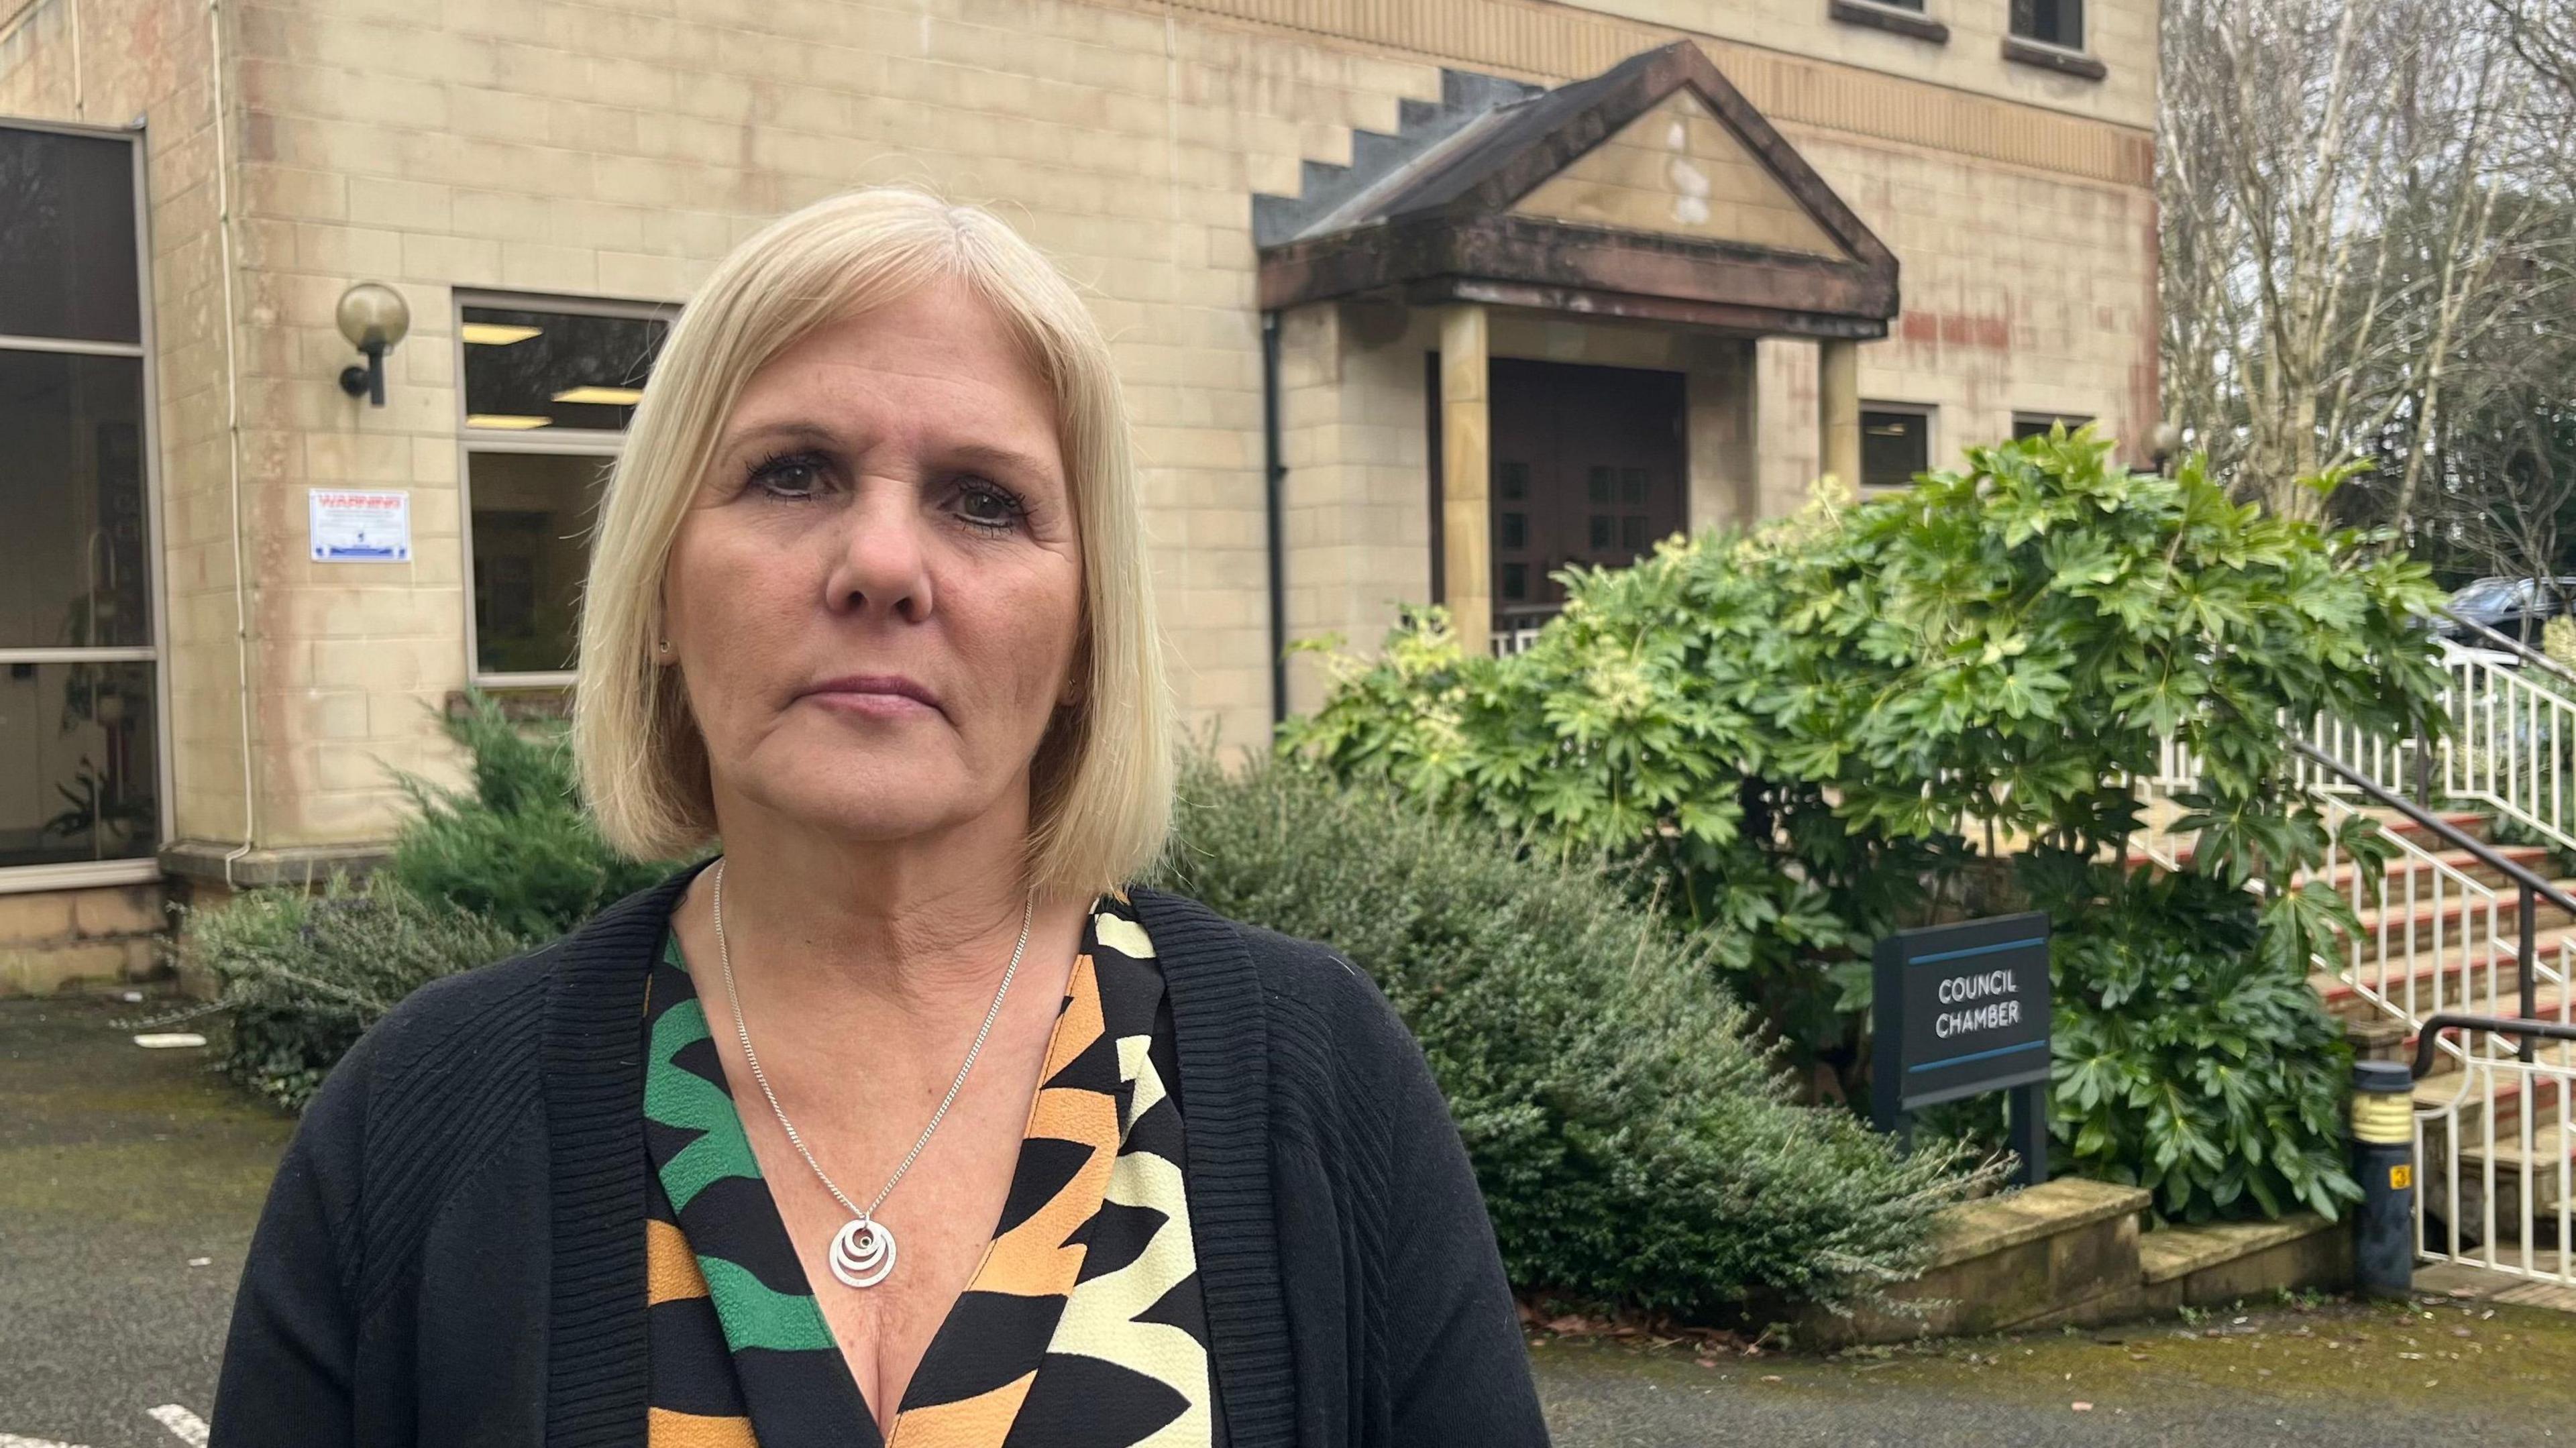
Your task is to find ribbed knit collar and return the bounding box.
[534,863,1291,1448]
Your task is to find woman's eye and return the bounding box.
[747,453,826,498]
[956,481,1026,531]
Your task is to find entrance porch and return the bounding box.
[1255,40,1900,697]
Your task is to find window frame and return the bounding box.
[0,117,169,894]
[2008,0,2083,48]
[1828,0,1951,44]
[1859,401,1938,498]
[452,290,676,690]
[2001,0,2105,78]
[2012,410,2095,441]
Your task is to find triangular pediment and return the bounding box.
[1511,89,1851,259]
[1253,42,1898,336]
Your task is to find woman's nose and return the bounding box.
[821,484,934,623]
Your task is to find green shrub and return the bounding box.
[1284,432,2442,1222]
[2023,855,2358,1220]
[384,696,686,939]
[1150,755,1990,1319]
[191,873,529,1111]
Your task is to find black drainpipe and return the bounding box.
[1260,310,1288,728]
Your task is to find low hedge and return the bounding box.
[191,873,529,1111]
[1150,756,1988,1320]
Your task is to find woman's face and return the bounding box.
[661,279,1083,851]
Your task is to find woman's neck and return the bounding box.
[679,785,1086,1047]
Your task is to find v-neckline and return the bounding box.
[643,899,1115,1448]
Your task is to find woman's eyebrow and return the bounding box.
[942,441,1059,480]
[718,419,843,453]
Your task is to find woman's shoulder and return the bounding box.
[1125,886,1417,1076]
[305,938,564,1146]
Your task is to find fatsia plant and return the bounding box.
[1284,429,2446,1221]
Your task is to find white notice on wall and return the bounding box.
[309,488,411,563]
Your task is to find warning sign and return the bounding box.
[309,489,411,563]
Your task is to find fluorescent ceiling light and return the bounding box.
[466,413,553,430]
[461,323,542,346]
[551,385,645,405]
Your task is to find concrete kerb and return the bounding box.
[1799,1178,2355,1347]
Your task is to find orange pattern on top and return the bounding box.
[960,953,1118,1298]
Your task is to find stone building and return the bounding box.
[0,0,2158,989]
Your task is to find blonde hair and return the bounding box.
[572,188,1173,899]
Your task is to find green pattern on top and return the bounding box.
[647,930,840,1357]
[645,997,763,1213]
[698,1252,839,1354]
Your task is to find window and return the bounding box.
[2010,0,2082,48]
[2012,412,2093,441]
[1828,0,1949,45]
[458,297,672,683]
[0,123,162,881]
[1861,406,1934,495]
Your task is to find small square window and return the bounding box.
[2010,0,2082,49]
[1499,512,1526,550]
[1589,515,1613,549]
[1498,461,1528,501]
[1621,515,1648,551]
[2012,412,2093,441]
[1862,408,1933,494]
[1502,563,1528,601]
[1619,467,1648,505]
[1587,466,1613,503]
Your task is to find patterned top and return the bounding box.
[641,889,1219,1448]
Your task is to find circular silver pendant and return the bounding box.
[828,1217,896,1288]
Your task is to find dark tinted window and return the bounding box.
[462,305,670,431]
[2013,412,2093,441]
[1862,409,1931,493]
[0,659,158,867]
[0,351,149,649]
[2011,0,2083,47]
[0,129,141,343]
[470,451,612,675]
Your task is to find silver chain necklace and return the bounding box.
[709,857,1035,1289]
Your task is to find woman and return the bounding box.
[212,189,1547,1448]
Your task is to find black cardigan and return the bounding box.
[209,862,1549,1447]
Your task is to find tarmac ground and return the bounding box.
[6,991,2574,1448]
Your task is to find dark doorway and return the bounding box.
[1487,358,1687,640]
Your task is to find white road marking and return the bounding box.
[147,1406,208,1447]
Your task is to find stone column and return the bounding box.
[1817,337,1862,496]
[1440,304,1492,657]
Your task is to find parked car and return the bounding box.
[2437,575,2576,642]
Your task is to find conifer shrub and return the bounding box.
[192,873,529,1111]
[1151,754,1988,1318]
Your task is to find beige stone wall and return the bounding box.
[5,0,2157,855]
[1754,125,2162,516]
[0,881,166,993]
[196,0,1462,840]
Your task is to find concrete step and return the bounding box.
[2314,930,2576,1017]
[2312,842,2560,895]
[2342,887,2576,956]
[2455,1129,2576,1212]
[2415,1069,2573,1137]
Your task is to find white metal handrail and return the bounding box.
[2441,639,2576,855]
[2414,1003,2576,1288]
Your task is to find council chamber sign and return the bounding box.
[1871,911,2053,1180]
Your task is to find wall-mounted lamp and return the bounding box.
[335,282,412,407]
[2149,419,2185,477]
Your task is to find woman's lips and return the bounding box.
[799,675,944,720]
